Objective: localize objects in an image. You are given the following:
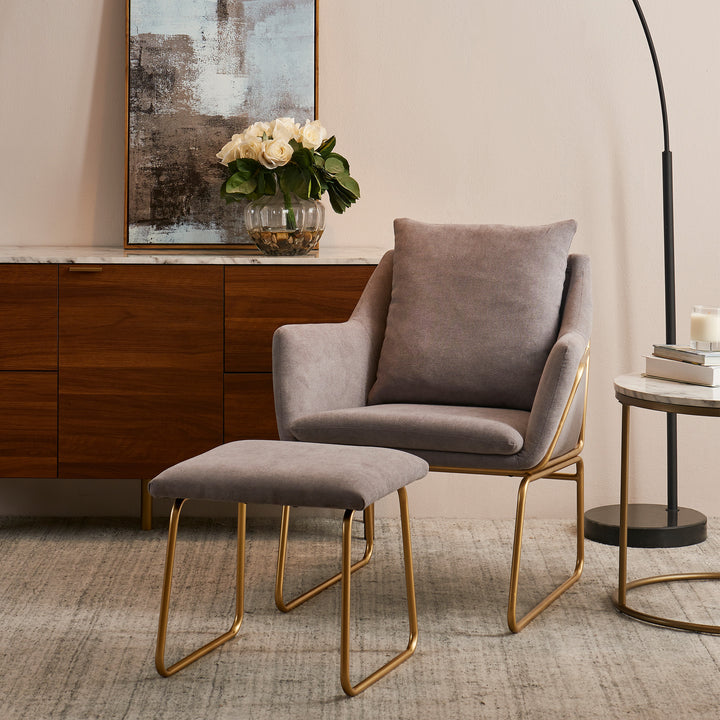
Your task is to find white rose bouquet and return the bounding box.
[217,118,360,221]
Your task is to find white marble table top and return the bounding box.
[0,245,386,265]
[614,372,720,410]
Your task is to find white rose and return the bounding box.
[258,138,293,169]
[216,134,244,166]
[243,121,271,141]
[269,117,300,143]
[299,120,328,150]
[238,137,262,161]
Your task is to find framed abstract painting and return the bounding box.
[125,0,317,248]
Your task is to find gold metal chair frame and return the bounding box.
[155,489,418,696]
[613,397,720,634]
[277,346,590,634]
[434,345,590,632]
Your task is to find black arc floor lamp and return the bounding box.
[584,0,707,547]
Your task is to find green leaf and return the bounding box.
[279,165,310,199]
[318,136,336,158]
[327,184,349,214]
[258,171,276,196]
[308,168,324,199]
[221,179,242,203]
[235,158,261,175]
[225,171,257,195]
[333,172,360,198]
[325,153,349,175]
[295,175,311,199]
[291,147,313,170]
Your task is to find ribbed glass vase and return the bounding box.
[244,190,325,256]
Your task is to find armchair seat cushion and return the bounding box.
[289,403,529,456]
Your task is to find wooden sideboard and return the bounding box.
[0,259,376,527]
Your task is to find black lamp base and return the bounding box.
[584,503,707,547]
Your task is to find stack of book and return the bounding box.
[645,345,720,386]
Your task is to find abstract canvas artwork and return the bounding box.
[126,0,316,247]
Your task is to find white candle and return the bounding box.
[690,306,720,348]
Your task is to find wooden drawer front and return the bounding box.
[58,265,224,478]
[59,265,223,369]
[59,369,222,479]
[0,372,57,478]
[0,265,57,370]
[224,373,278,441]
[225,265,375,372]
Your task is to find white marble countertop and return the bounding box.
[614,372,720,409]
[0,245,386,265]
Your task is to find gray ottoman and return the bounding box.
[148,439,428,696]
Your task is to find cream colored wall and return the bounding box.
[1,0,720,520]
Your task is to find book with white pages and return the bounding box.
[644,355,720,387]
[653,344,720,366]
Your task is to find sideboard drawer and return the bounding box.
[0,372,57,478]
[225,265,375,372]
[0,265,57,370]
[58,265,224,478]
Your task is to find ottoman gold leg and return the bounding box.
[275,504,375,613]
[341,487,418,696]
[155,499,246,677]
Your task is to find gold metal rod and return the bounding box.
[275,504,374,613]
[340,509,355,693]
[536,345,590,468]
[399,486,419,653]
[618,403,631,607]
[431,446,584,480]
[614,572,720,634]
[507,459,584,632]
[67,266,103,272]
[613,394,720,633]
[364,503,375,543]
[340,488,418,696]
[155,500,245,677]
[507,477,529,629]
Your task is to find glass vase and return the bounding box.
[244,190,325,256]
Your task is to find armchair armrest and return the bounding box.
[272,252,394,440]
[519,255,592,468]
[273,320,377,440]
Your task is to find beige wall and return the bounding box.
[1,0,720,519]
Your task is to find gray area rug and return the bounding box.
[2,515,720,720]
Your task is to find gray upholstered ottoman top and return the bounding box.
[148,440,429,511]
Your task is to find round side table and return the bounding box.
[614,373,720,633]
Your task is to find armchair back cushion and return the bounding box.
[367,218,577,411]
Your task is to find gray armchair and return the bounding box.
[273,218,591,632]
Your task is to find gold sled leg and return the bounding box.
[155,499,246,677]
[507,457,585,633]
[275,504,375,612]
[341,488,418,696]
[273,491,417,696]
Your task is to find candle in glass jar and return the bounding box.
[690,305,720,351]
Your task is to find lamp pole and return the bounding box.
[584,0,707,547]
[632,0,678,522]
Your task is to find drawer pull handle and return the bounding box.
[68,266,103,273]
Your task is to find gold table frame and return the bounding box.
[614,374,720,633]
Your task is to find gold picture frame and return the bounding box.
[124,0,318,249]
